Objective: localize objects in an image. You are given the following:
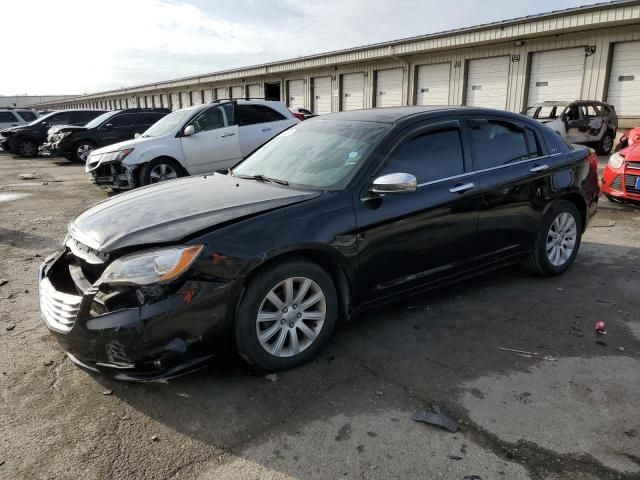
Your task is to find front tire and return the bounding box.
[597,131,614,155]
[525,200,582,276]
[138,158,182,186]
[71,140,96,163]
[16,138,38,157]
[235,259,338,371]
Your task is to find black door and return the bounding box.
[466,117,553,260]
[353,120,480,304]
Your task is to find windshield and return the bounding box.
[84,111,117,129]
[524,105,560,120]
[142,109,193,137]
[232,119,391,189]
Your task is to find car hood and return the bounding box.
[49,124,86,135]
[92,135,161,155]
[70,173,320,252]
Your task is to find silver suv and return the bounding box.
[523,100,618,154]
[0,109,38,131]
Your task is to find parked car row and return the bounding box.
[37,105,600,381]
[0,108,39,130]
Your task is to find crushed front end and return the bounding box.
[85,150,136,189]
[39,234,236,381]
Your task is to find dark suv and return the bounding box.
[41,108,170,162]
[0,109,105,157]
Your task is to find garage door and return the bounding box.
[288,80,305,108]
[312,77,332,115]
[527,48,585,106]
[375,68,403,107]
[415,63,451,106]
[341,73,365,111]
[231,86,243,99]
[215,88,227,100]
[161,94,168,108]
[203,89,213,103]
[247,84,261,98]
[466,56,510,109]
[153,95,161,108]
[170,93,180,110]
[607,41,640,116]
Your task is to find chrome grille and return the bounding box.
[39,277,82,333]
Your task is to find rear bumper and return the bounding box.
[39,251,237,382]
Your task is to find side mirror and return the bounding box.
[183,125,195,137]
[41,121,50,128]
[104,123,113,130]
[134,133,141,139]
[370,173,417,194]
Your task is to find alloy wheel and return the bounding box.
[149,163,178,183]
[546,212,577,267]
[256,277,326,357]
[19,141,36,156]
[602,134,613,153]
[76,144,93,162]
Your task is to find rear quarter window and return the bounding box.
[0,112,19,122]
[17,111,37,122]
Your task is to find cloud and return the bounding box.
[1,0,591,95]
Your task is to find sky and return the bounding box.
[1,0,603,96]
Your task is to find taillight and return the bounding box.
[588,150,599,172]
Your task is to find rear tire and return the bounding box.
[138,158,182,186]
[597,131,614,155]
[16,138,38,157]
[235,259,338,371]
[525,200,582,276]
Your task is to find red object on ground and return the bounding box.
[595,321,607,333]
[601,143,640,203]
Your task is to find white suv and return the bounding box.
[85,99,298,189]
[0,109,38,131]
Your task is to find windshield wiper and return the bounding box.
[234,174,289,186]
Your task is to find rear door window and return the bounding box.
[467,119,530,169]
[16,111,37,122]
[381,128,465,183]
[48,113,70,126]
[238,104,287,126]
[0,112,19,123]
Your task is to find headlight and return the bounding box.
[608,152,624,169]
[100,148,134,164]
[97,245,204,286]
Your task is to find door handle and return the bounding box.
[261,128,272,132]
[221,133,236,138]
[449,182,475,193]
[530,164,549,173]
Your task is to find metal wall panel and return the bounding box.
[215,87,227,100]
[247,84,261,98]
[203,89,214,103]
[180,92,190,107]
[231,86,243,99]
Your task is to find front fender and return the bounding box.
[122,140,186,171]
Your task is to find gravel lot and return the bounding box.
[1,153,639,480]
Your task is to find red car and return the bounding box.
[601,134,640,203]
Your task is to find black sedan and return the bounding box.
[39,106,599,381]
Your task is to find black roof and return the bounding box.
[319,106,526,124]
[106,108,171,114]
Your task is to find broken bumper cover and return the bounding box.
[39,141,64,157]
[39,253,236,382]
[86,160,135,189]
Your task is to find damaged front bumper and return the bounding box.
[40,140,63,157]
[39,251,235,382]
[86,159,135,189]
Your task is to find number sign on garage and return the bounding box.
[607,41,640,117]
[527,48,586,106]
[375,68,403,107]
[341,73,365,111]
[287,80,305,109]
[312,77,332,115]
[465,56,511,110]
[415,63,451,106]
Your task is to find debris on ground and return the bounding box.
[151,435,159,442]
[617,346,625,352]
[18,173,37,180]
[447,454,463,460]
[101,390,113,395]
[265,373,278,382]
[43,360,54,366]
[498,347,557,361]
[463,476,482,480]
[176,392,190,398]
[0,279,7,286]
[5,325,16,331]
[591,221,616,228]
[595,321,607,334]
[412,404,459,432]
